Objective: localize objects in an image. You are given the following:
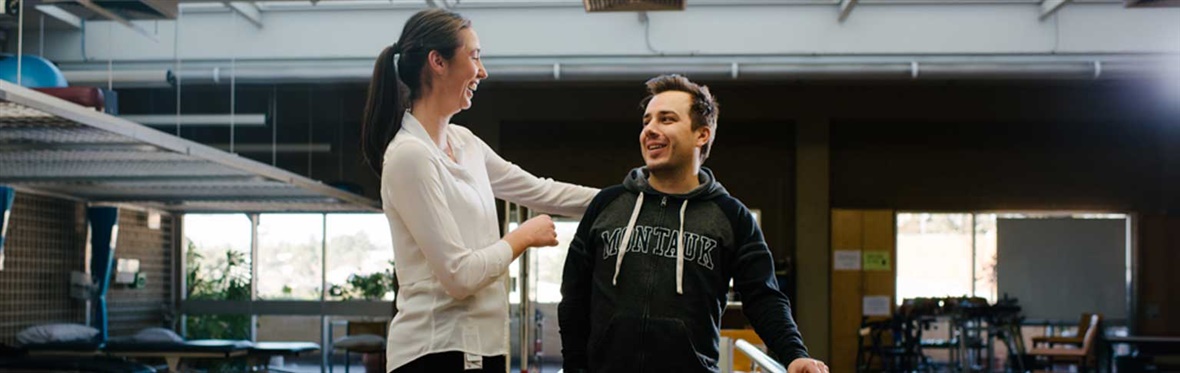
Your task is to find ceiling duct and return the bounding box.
[583,0,684,12]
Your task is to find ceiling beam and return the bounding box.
[74,0,159,42]
[1040,0,1071,20]
[839,0,858,22]
[224,1,262,28]
[34,4,82,29]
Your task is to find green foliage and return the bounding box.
[185,241,251,340]
[328,260,398,300]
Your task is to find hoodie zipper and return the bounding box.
[637,193,674,370]
[639,194,671,372]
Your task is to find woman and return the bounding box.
[360,8,598,373]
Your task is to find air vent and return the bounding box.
[583,0,685,12]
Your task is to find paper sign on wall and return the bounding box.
[863,250,891,271]
[863,295,892,317]
[833,250,862,271]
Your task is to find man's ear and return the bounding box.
[696,125,712,148]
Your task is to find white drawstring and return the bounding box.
[610,193,690,296]
[675,200,688,295]
[612,193,644,286]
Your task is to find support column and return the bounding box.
[0,186,14,271]
[87,206,119,342]
[795,117,830,361]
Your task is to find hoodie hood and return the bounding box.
[613,166,729,295]
[621,166,729,200]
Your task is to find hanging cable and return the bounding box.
[107,22,113,91]
[271,86,278,166]
[230,10,237,154]
[174,7,183,136]
[17,0,23,86]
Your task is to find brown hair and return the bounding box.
[640,74,719,162]
[361,9,472,176]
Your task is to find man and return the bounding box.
[559,74,828,373]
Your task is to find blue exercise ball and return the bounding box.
[0,54,68,88]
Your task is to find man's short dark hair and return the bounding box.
[641,74,719,161]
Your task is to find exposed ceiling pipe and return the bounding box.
[59,59,1171,87]
[62,69,173,88]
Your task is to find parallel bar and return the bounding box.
[735,339,786,373]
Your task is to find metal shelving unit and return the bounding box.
[0,80,379,213]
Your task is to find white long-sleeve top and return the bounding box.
[382,112,598,371]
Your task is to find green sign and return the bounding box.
[863,251,891,271]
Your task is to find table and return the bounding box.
[1105,336,1180,372]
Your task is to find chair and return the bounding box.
[856,317,918,372]
[1028,313,1102,372]
[331,321,388,373]
[1032,313,1093,349]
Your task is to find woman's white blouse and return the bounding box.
[382,112,597,371]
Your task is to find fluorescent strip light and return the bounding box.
[209,144,332,153]
[121,114,267,127]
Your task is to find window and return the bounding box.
[326,214,395,301]
[534,220,580,304]
[257,214,324,300]
[896,213,981,304]
[973,214,997,302]
[896,212,1126,308]
[182,214,252,340]
[185,213,396,303]
[507,218,580,304]
[184,214,253,301]
[181,212,395,371]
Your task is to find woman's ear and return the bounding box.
[427,50,448,76]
